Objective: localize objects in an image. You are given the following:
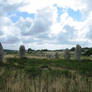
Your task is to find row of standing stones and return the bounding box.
[0,42,81,62]
[20,45,81,60]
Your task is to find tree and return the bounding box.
[28,48,33,53]
[70,47,75,51]
[83,48,92,56]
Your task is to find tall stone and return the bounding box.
[46,53,52,58]
[64,48,70,59]
[75,44,81,60]
[19,45,26,58]
[0,42,4,62]
[55,51,59,59]
[47,53,51,58]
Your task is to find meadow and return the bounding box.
[0,52,92,92]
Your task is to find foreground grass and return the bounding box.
[0,58,92,92]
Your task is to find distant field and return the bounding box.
[0,56,92,92]
[5,50,92,60]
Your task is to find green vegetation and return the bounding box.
[83,48,92,56]
[3,58,91,76]
[0,58,92,92]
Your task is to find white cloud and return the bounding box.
[15,17,32,36]
[19,0,87,13]
[0,0,92,50]
[19,0,53,13]
[0,0,23,16]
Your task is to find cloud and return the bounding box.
[29,8,53,34]
[19,0,87,13]
[15,17,32,36]
[0,36,20,44]
[0,30,3,36]
[0,0,92,50]
[0,0,23,16]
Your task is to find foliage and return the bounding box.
[0,58,92,92]
[83,48,92,56]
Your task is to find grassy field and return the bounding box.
[0,55,92,92]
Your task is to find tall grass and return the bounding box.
[0,58,92,92]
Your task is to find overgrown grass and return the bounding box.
[1,58,92,76]
[0,58,92,92]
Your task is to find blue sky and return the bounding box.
[0,0,92,50]
[67,8,83,21]
[8,6,83,23]
[8,12,35,22]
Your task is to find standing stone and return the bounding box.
[0,42,4,62]
[74,44,81,60]
[55,51,59,59]
[19,45,26,58]
[47,53,52,58]
[64,48,70,60]
[90,55,92,58]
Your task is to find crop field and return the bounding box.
[0,53,92,92]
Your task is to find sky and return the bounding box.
[0,0,92,50]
